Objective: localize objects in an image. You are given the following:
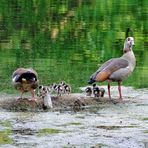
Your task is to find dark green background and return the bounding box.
[0,0,147,93]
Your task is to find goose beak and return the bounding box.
[131,40,135,46]
[88,78,96,84]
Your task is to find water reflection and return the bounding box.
[0,0,147,93]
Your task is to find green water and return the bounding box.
[0,0,147,93]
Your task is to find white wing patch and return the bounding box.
[12,75,20,82]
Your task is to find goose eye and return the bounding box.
[43,87,46,91]
[127,38,130,41]
[39,85,42,89]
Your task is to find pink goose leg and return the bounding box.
[30,89,36,101]
[118,81,122,100]
[107,80,111,99]
[20,89,24,99]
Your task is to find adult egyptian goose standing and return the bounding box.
[12,68,39,100]
[88,37,136,100]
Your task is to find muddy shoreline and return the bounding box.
[0,86,148,148]
[0,86,147,112]
[0,93,120,111]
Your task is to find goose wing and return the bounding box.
[12,68,38,83]
[91,58,129,82]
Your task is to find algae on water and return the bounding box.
[38,128,63,136]
[0,130,13,144]
[0,120,13,144]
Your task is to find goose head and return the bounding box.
[123,37,135,53]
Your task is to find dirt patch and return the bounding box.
[0,93,131,112]
[0,93,122,111]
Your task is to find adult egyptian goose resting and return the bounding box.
[12,68,39,100]
[88,37,136,101]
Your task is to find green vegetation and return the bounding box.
[144,130,148,133]
[142,117,148,121]
[38,128,63,136]
[96,125,137,130]
[0,120,11,128]
[92,143,108,148]
[0,0,147,93]
[0,120,13,144]
[0,130,13,144]
[63,122,82,126]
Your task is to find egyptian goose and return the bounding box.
[88,37,136,100]
[12,68,39,100]
[92,84,100,98]
[85,86,92,96]
[99,88,105,97]
[61,81,71,94]
[50,83,63,96]
[38,85,53,109]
